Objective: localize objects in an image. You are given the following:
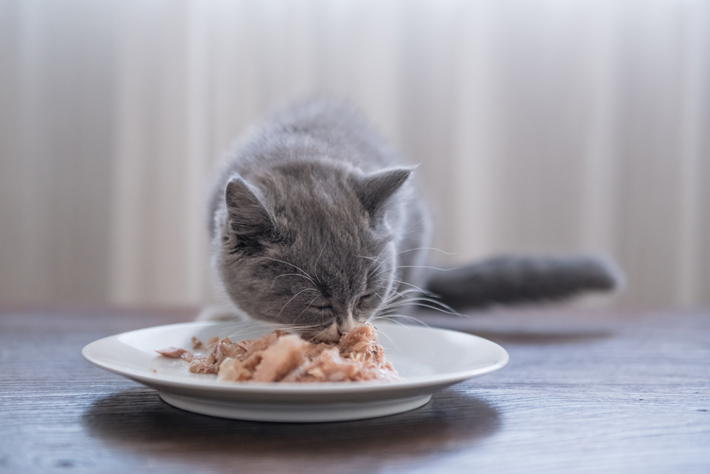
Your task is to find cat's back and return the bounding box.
[231,99,397,174]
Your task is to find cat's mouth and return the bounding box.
[301,317,357,343]
[303,322,340,343]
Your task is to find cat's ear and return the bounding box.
[354,166,414,217]
[224,175,274,240]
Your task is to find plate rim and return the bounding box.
[82,320,509,395]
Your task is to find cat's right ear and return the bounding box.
[354,166,414,219]
[224,175,274,241]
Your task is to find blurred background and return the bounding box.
[1,0,709,309]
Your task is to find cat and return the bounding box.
[205,99,622,342]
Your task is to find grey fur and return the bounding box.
[209,99,622,340]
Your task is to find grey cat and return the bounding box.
[207,99,621,342]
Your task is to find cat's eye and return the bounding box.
[357,293,375,307]
[316,304,334,313]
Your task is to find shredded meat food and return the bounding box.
[156,323,400,383]
[155,347,193,362]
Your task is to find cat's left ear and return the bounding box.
[354,166,415,218]
[224,175,274,242]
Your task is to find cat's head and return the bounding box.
[213,161,413,342]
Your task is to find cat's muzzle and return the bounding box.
[304,314,357,343]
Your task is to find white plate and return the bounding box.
[82,321,508,422]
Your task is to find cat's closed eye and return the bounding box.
[357,292,376,307]
[315,304,334,313]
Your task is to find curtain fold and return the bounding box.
[1,0,708,307]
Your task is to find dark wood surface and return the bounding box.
[1,306,708,474]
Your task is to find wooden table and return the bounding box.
[1,307,708,473]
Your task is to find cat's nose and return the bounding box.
[337,312,356,334]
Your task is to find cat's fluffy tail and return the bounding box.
[423,255,624,311]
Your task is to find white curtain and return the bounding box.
[1,0,709,308]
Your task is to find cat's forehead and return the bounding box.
[272,196,384,271]
[264,163,366,223]
[255,161,391,264]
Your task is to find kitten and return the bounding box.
[206,99,621,341]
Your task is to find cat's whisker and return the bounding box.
[373,291,388,304]
[383,286,401,299]
[371,246,458,268]
[372,313,431,328]
[361,245,454,281]
[212,320,258,339]
[225,323,279,341]
[270,273,318,289]
[261,257,318,283]
[392,289,434,301]
[395,287,427,296]
[396,280,433,296]
[371,266,395,280]
[401,211,433,235]
[293,294,322,322]
[385,286,414,303]
[395,287,428,297]
[276,287,320,319]
[366,322,400,351]
[226,323,319,341]
[365,245,393,275]
[376,294,460,316]
[395,246,457,257]
[226,328,262,341]
[314,243,327,266]
[284,324,321,331]
[385,301,460,316]
[384,295,458,312]
[395,265,460,272]
[379,292,404,308]
[378,295,450,309]
[308,325,334,343]
[278,324,322,334]
[370,315,409,329]
[383,283,450,314]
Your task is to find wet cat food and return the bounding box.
[156,323,400,383]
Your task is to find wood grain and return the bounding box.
[1,307,708,473]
